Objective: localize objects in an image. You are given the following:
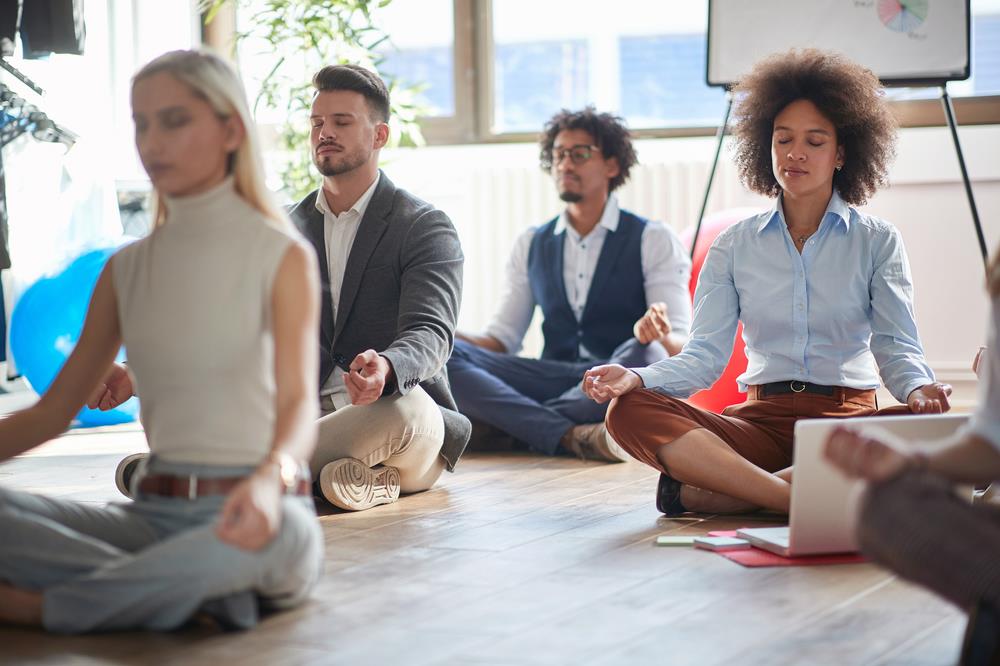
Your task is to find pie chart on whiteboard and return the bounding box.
[878,0,929,33]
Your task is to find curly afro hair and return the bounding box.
[539,106,637,193]
[731,49,897,206]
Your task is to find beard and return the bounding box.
[313,145,370,177]
[559,190,583,203]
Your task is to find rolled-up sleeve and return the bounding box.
[484,229,536,355]
[641,221,693,337]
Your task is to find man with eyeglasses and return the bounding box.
[447,106,692,461]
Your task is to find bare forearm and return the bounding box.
[0,404,71,464]
[267,389,318,466]
[659,332,687,357]
[456,331,507,353]
[920,433,1000,484]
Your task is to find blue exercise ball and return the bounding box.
[10,246,138,427]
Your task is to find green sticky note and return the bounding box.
[655,535,696,547]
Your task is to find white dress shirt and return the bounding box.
[485,195,692,358]
[316,173,380,404]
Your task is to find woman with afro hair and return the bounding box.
[582,49,951,516]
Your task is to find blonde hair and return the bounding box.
[132,49,288,229]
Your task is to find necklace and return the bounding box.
[790,228,815,246]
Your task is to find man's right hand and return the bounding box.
[633,302,671,345]
[87,362,134,411]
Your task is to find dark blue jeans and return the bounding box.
[446,338,667,455]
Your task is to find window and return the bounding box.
[376,0,456,118]
[1,0,198,182]
[490,0,726,133]
[233,0,1000,144]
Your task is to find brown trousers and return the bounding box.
[606,386,908,475]
[860,471,1000,609]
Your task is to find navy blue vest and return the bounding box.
[527,210,649,362]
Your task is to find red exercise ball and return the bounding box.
[679,208,763,413]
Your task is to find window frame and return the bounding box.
[444,0,1000,145]
[209,0,1000,145]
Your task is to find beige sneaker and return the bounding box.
[563,423,630,463]
[318,458,401,511]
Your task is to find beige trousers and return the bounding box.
[311,387,446,494]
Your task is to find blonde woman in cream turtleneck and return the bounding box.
[0,50,323,634]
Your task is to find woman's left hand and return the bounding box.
[216,469,283,551]
[906,382,952,414]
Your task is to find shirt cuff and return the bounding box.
[894,377,934,406]
[483,325,519,355]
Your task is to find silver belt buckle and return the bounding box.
[188,474,198,500]
[790,380,806,393]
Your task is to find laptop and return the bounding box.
[736,413,969,557]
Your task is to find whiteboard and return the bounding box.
[707,0,970,88]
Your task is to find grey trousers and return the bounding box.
[859,470,1000,610]
[0,457,323,634]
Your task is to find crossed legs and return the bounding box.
[607,389,876,514]
[0,485,322,633]
[312,386,446,509]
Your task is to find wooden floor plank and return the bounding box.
[0,427,966,665]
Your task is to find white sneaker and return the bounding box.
[115,452,149,499]
[318,458,400,511]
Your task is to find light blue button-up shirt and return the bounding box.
[634,192,934,403]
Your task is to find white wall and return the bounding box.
[382,123,1000,409]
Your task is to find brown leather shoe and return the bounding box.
[563,423,630,463]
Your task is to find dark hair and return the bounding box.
[312,64,390,123]
[539,106,637,193]
[731,49,897,206]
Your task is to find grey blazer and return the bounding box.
[289,172,470,471]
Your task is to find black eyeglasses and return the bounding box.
[546,144,600,168]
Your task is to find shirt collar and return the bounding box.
[314,172,381,220]
[554,194,620,238]
[757,190,852,234]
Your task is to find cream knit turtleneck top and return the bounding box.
[112,177,299,466]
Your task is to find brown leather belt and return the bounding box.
[758,380,835,397]
[747,382,874,402]
[137,473,311,499]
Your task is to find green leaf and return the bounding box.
[231,0,432,198]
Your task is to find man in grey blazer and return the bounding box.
[287,64,469,511]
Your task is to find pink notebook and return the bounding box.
[706,530,868,567]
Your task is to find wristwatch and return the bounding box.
[267,452,305,494]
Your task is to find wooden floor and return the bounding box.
[0,426,967,666]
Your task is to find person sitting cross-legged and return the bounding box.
[447,107,691,462]
[582,50,950,513]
